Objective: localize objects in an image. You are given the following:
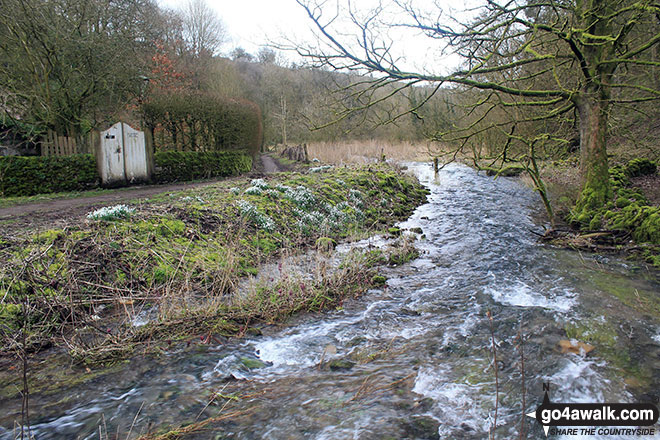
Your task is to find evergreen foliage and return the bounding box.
[0,155,98,196]
[143,92,262,156]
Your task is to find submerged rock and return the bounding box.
[327,359,356,371]
[240,357,268,370]
[399,416,440,440]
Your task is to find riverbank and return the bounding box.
[536,157,660,268]
[0,163,429,369]
[1,162,659,439]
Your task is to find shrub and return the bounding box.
[143,92,263,157]
[0,154,98,196]
[154,151,252,183]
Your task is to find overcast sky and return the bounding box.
[158,0,464,73]
[156,0,313,56]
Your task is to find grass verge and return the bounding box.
[0,163,429,367]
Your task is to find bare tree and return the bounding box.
[0,0,163,136]
[182,0,227,58]
[291,0,660,224]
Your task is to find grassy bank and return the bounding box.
[0,164,429,367]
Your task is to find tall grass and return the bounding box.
[306,140,431,164]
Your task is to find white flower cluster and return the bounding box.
[245,178,270,195]
[230,187,241,195]
[295,200,364,235]
[265,189,281,199]
[283,185,317,210]
[180,196,205,203]
[87,204,135,221]
[296,210,326,235]
[237,200,275,232]
[235,179,366,236]
[326,201,351,226]
[348,189,364,208]
[250,178,269,189]
[308,165,333,173]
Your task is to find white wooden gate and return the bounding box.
[97,122,151,186]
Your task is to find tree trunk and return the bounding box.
[573,93,611,223]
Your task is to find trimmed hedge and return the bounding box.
[154,151,252,183]
[0,151,252,197]
[0,154,98,197]
[143,92,263,156]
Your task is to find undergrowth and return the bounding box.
[0,164,429,364]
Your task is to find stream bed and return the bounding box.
[2,163,660,439]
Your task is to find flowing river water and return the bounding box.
[2,163,660,439]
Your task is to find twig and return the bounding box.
[195,383,230,421]
[487,309,499,439]
[126,401,145,439]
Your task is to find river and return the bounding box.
[2,162,659,439]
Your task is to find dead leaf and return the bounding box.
[559,339,594,355]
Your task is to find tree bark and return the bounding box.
[574,92,611,221]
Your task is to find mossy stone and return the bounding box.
[240,357,266,370]
[328,359,355,371]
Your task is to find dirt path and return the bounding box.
[0,154,287,235]
[261,154,284,173]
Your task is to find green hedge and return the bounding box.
[0,151,253,197]
[0,154,98,197]
[143,92,263,156]
[154,151,252,183]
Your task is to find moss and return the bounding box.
[588,214,602,230]
[0,303,21,331]
[252,237,278,255]
[615,197,630,208]
[327,359,355,370]
[152,263,175,284]
[569,158,660,248]
[633,209,660,244]
[34,229,65,244]
[240,357,266,370]
[565,318,651,386]
[371,275,387,286]
[315,237,337,252]
[624,158,657,178]
[565,319,617,348]
[388,247,420,266]
[590,273,660,318]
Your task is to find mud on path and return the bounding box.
[0,154,287,235]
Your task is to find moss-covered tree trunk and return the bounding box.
[573,91,611,222]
